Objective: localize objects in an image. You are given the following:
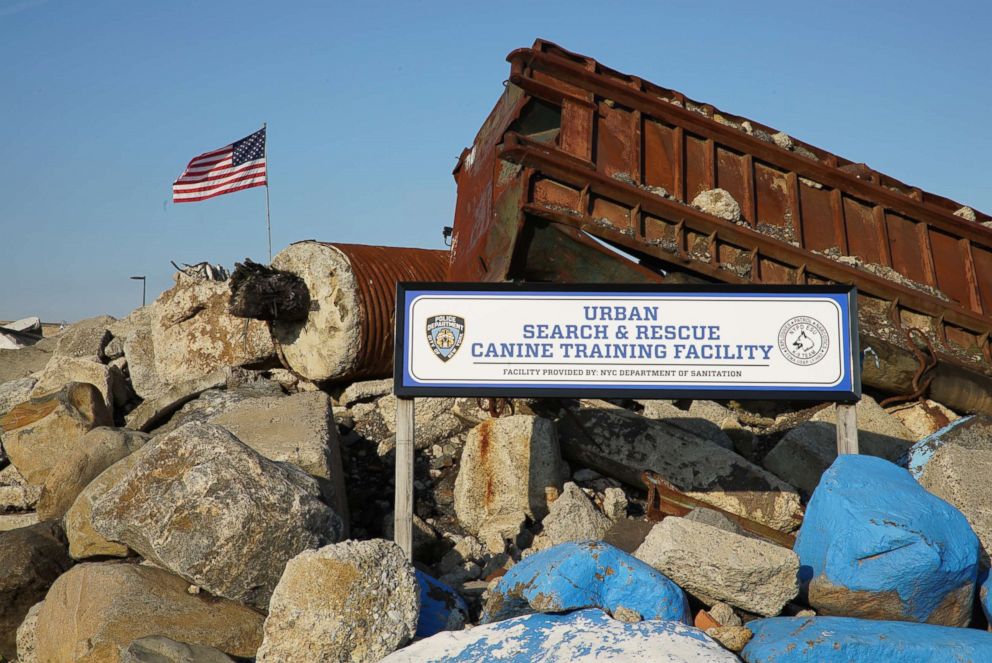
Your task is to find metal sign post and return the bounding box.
[392,283,862,558]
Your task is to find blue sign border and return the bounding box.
[394,283,860,402]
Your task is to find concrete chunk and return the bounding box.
[454,415,569,535]
[763,396,913,497]
[635,517,799,616]
[557,406,802,532]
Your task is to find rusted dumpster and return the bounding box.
[448,39,992,414]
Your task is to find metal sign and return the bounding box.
[395,283,860,401]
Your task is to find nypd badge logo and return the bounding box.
[426,315,465,362]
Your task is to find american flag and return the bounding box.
[172,128,267,203]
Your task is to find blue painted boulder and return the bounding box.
[415,570,470,638]
[981,568,992,627]
[794,454,979,626]
[482,540,689,624]
[382,608,739,662]
[741,616,992,662]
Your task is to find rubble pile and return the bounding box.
[0,258,990,662]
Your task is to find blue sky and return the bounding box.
[1,0,989,322]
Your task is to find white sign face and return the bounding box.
[395,285,859,401]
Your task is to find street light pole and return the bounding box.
[130,276,146,307]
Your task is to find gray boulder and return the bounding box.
[256,539,419,663]
[91,422,343,610]
[210,391,348,522]
[454,415,569,535]
[2,382,113,485]
[122,636,236,663]
[639,400,734,450]
[35,562,263,663]
[110,306,166,400]
[53,315,115,360]
[0,522,72,659]
[635,517,799,616]
[542,482,612,545]
[15,600,43,663]
[36,426,148,521]
[911,416,992,562]
[0,377,36,418]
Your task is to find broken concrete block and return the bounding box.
[1,382,112,485]
[692,188,741,222]
[0,377,36,418]
[209,391,348,522]
[338,378,392,407]
[795,455,978,626]
[906,416,992,562]
[91,423,343,610]
[30,355,123,412]
[382,609,738,662]
[602,486,628,521]
[454,415,569,535]
[541,482,611,546]
[557,406,802,532]
[357,395,467,454]
[110,306,166,400]
[483,541,689,624]
[152,273,275,385]
[477,511,527,554]
[36,427,148,521]
[639,400,734,450]
[955,206,978,222]
[743,616,992,662]
[763,396,913,497]
[887,399,958,440]
[124,367,230,432]
[53,315,114,360]
[35,562,263,663]
[255,540,419,663]
[635,517,799,616]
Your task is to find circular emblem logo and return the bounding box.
[778,316,829,366]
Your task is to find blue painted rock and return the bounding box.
[415,570,469,638]
[482,540,689,624]
[795,455,979,626]
[741,616,992,662]
[382,608,739,662]
[980,568,991,626]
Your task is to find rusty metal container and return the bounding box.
[448,39,992,414]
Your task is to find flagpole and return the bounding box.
[263,122,272,263]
